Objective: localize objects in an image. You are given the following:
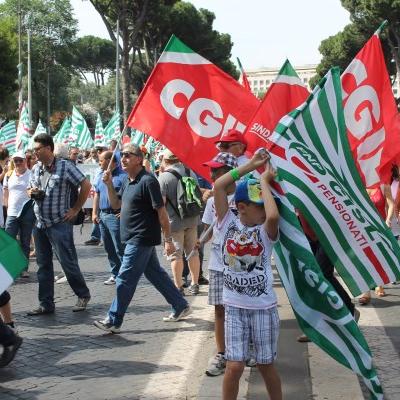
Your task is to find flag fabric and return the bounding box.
[130,130,145,147]
[270,66,400,296]
[236,57,251,92]
[70,106,94,150]
[53,118,72,144]
[270,68,383,399]
[244,59,309,154]
[94,113,106,147]
[28,120,47,150]
[127,35,259,180]
[0,228,28,293]
[16,102,31,151]
[342,23,400,188]
[0,121,17,154]
[104,112,121,144]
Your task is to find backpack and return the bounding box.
[166,168,202,219]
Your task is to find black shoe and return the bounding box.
[27,306,54,316]
[188,284,200,295]
[198,275,209,285]
[84,238,100,246]
[0,336,23,367]
[182,276,189,288]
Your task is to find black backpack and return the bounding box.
[166,168,202,219]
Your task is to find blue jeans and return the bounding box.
[108,243,188,327]
[90,223,101,241]
[33,222,90,310]
[99,212,124,277]
[5,207,35,265]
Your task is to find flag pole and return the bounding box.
[115,18,120,113]
[27,28,32,130]
[17,0,23,116]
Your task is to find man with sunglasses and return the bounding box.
[27,134,91,315]
[94,144,190,333]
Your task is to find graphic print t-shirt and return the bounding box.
[202,194,235,272]
[217,210,278,309]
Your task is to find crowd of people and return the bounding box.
[0,128,398,400]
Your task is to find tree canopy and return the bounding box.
[311,0,399,91]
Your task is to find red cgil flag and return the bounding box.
[342,22,400,188]
[126,35,259,180]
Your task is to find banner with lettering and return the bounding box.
[126,35,259,179]
[342,23,400,188]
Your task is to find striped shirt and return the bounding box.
[30,158,85,228]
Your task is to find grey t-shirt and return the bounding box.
[158,163,199,232]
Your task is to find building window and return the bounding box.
[253,80,258,87]
[394,88,398,95]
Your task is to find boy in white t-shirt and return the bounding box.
[214,150,282,400]
[201,152,238,376]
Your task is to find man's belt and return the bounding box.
[100,208,121,215]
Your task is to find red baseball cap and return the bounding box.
[215,129,247,145]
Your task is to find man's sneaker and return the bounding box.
[206,353,226,376]
[84,238,100,246]
[20,271,29,278]
[55,276,67,284]
[72,297,90,312]
[104,276,116,285]
[182,275,189,288]
[27,306,54,316]
[198,275,209,285]
[163,306,192,322]
[0,336,23,368]
[188,284,200,295]
[93,318,121,334]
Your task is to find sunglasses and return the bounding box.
[217,142,242,150]
[121,151,140,158]
[13,158,24,163]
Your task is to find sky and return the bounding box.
[70,0,351,70]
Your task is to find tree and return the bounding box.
[89,0,238,125]
[0,16,18,116]
[312,1,399,91]
[0,0,78,125]
[71,36,115,86]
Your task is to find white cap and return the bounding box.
[11,151,26,159]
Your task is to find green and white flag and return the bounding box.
[0,229,28,293]
[0,121,17,155]
[28,120,47,150]
[131,129,144,147]
[104,112,121,144]
[16,101,31,151]
[53,117,72,144]
[270,67,384,399]
[70,106,94,150]
[94,113,106,147]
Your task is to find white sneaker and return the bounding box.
[104,276,116,285]
[55,276,67,284]
[205,353,226,376]
[163,306,191,322]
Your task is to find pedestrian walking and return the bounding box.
[27,134,92,315]
[93,151,126,285]
[94,144,190,333]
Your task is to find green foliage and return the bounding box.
[313,0,400,91]
[0,16,18,116]
[71,36,115,86]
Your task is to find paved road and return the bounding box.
[1,223,399,399]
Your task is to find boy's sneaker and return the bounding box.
[163,306,192,322]
[198,275,209,285]
[188,284,200,295]
[72,297,90,312]
[205,353,226,376]
[104,276,116,285]
[0,336,23,368]
[93,318,121,334]
[246,358,257,367]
